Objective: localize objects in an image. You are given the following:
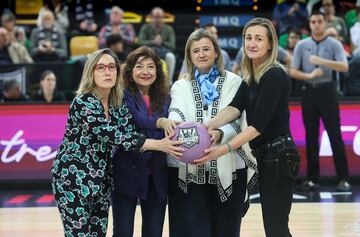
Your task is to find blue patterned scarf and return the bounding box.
[194,65,220,107]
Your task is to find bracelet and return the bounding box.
[224,142,232,153]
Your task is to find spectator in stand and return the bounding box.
[203,24,231,70]
[0,79,28,102]
[1,11,16,39]
[307,0,340,16]
[13,26,28,50]
[0,27,33,64]
[138,7,176,83]
[37,0,69,34]
[1,11,30,50]
[350,7,360,57]
[326,27,351,57]
[105,34,127,63]
[30,10,67,62]
[178,24,232,80]
[284,29,303,97]
[322,0,349,45]
[71,0,98,37]
[272,0,308,35]
[99,6,135,52]
[324,26,349,94]
[307,0,322,15]
[232,46,291,74]
[32,70,66,103]
[345,56,360,96]
[285,28,302,55]
[290,11,351,192]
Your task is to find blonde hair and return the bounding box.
[241,17,281,84]
[76,48,123,108]
[184,28,224,78]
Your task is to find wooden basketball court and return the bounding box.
[1,202,360,237]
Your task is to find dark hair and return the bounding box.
[203,23,216,29]
[43,0,65,13]
[1,12,15,24]
[310,11,325,19]
[3,79,19,92]
[287,27,302,36]
[105,34,123,48]
[122,46,169,113]
[40,70,55,82]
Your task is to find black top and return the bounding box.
[0,46,12,64]
[229,66,291,149]
[31,90,66,102]
[0,93,28,102]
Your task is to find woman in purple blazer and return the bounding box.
[111,46,179,237]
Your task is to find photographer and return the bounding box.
[30,10,67,62]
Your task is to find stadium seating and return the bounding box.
[15,0,42,25]
[69,36,99,60]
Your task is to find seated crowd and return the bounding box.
[1,0,360,102]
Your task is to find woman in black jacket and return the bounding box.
[195,18,300,237]
[32,70,66,102]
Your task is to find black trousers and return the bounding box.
[111,177,166,237]
[254,135,300,237]
[167,167,247,237]
[301,83,349,182]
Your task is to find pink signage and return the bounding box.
[0,104,68,179]
[290,103,360,176]
[0,103,359,180]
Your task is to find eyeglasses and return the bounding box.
[94,63,117,72]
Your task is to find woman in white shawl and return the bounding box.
[167,28,257,237]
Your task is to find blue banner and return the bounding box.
[200,15,254,27]
[218,37,242,49]
[202,0,253,7]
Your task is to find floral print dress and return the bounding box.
[51,93,145,236]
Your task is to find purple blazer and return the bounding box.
[112,90,169,201]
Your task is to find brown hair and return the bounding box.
[76,48,123,108]
[241,17,280,84]
[122,46,169,113]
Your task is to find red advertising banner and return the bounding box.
[0,102,359,180]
